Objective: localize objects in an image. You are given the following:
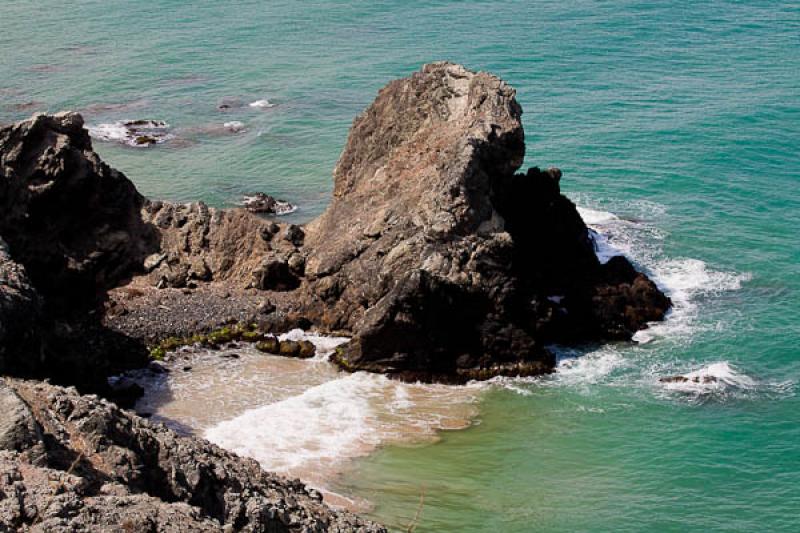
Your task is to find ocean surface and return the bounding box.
[2,1,799,531]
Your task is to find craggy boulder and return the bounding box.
[0,112,157,311]
[301,62,670,380]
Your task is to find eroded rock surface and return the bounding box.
[0,112,156,310]
[0,379,384,532]
[299,62,670,379]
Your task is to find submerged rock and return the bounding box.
[660,375,719,384]
[88,118,173,147]
[241,192,297,215]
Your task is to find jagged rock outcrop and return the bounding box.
[300,62,670,379]
[0,112,157,311]
[0,114,302,389]
[0,379,384,532]
[1,63,669,387]
[139,200,303,291]
[0,113,161,390]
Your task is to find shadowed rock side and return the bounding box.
[0,112,156,311]
[0,379,384,532]
[0,113,159,390]
[300,62,670,380]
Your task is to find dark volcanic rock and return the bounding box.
[0,379,384,532]
[301,62,670,379]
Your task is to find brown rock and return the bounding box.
[255,336,279,354]
[278,340,301,357]
[297,340,316,359]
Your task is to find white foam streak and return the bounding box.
[249,99,275,108]
[660,361,756,395]
[205,373,380,474]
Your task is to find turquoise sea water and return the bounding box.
[2,1,799,531]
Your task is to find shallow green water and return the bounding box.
[2,1,799,531]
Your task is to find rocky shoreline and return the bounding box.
[1,62,670,530]
[0,379,383,531]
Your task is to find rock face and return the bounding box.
[0,113,159,389]
[0,112,157,311]
[0,379,384,532]
[301,62,670,379]
[0,238,43,375]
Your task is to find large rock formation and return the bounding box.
[300,62,670,380]
[1,63,670,387]
[0,62,669,532]
[0,379,384,532]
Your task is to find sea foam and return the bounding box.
[659,361,756,395]
[249,99,276,109]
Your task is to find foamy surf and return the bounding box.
[578,201,751,344]
[204,371,479,492]
[653,360,794,404]
[659,361,756,396]
[128,331,480,501]
[515,200,755,391]
[88,119,174,147]
[249,99,276,109]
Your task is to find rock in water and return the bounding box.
[241,192,297,215]
[0,64,670,387]
[302,62,670,380]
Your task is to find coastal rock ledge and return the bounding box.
[0,379,384,532]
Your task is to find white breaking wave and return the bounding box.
[633,258,751,344]
[204,370,480,483]
[659,361,756,395]
[249,99,275,108]
[577,201,750,344]
[534,200,753,389]
[205,372,381,474]
[88,119,174,147]
[576,206,619,226]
